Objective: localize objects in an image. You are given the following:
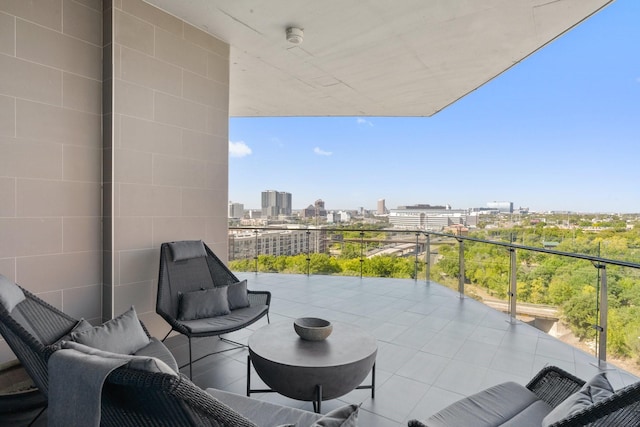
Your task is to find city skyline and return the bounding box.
[229,0,640,214]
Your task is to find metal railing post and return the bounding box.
[359,231,364,278]
[508,248,517,324]
[597,264,608,367]
[253,230,259,274]
[457,238,464,298]
[414,233,419,281]
[425,233,431,284]
[306,229,311,276]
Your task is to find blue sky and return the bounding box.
[229,0,639,213]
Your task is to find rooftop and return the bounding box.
[166,273,638,426]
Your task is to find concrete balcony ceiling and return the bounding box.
[145,0,613,117]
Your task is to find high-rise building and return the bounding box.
[377,199,387,215]
[261,190,292,218]
[228,202,244,219]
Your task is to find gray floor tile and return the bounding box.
[159,272,640,426]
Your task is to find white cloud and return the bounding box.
[357,117,373,126]
[314,147,332,156]
[229,141,252,158]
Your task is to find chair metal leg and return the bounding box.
[161,328,172,342]
[27,405,47,427]
[188,337,193,380]
[314,384,322,413]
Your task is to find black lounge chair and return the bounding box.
[0,286,77,398]
[0,280,177,425]
[156,240,271,379]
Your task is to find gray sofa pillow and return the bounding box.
[311,404,359,426]
[70,306,150,355]
[227,279,250,310]
[178,287,230,320]
[0,274,26,312]
[276,404,359,427]
[55,318,94,346]
[542,372,614,426]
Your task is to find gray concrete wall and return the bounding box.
[107,0,230,335]
[0,0,230,361]
[0,0,104,362]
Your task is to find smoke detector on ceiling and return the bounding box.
[286,27,304,45]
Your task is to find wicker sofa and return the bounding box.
[408,366,640,427]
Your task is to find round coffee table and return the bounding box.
[247,321,377,412]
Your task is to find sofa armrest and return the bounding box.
[526,366,585,408]
[248,290,271,307]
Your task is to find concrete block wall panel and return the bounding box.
[108,0,230,336]
[0,0,231,361]
[0,0,104,363]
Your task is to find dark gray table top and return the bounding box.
[248,321,377,368]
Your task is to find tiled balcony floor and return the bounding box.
[165,273,639,426]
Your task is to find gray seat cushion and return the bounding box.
[206,388,323,426]
[424,382,549,427]
[134,337,179,372]
[500,400,553,427]
[179,305,269,334]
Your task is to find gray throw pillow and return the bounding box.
[61,341,178,376]
[70,306,150,355]
[55,318,94,346]
[227,279,250,310]
[178,287,230,320]
[169,240,207,261]
[542,372,614,426]
[310,404,359,427]
[0,274,26,312]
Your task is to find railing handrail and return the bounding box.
[229,226,640,270]
[229,224,640,367]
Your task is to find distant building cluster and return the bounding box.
[301,199,327,220]
[230,192,519,232]
[327,211,351,223]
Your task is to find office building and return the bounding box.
[377,199,387,215]
[487,201,514,213]
[261,190,292,218]
[389,205,471,230]
[228,202,244,219]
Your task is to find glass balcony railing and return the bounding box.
[228,225,640,375]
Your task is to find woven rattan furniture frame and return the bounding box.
[93,368,256,427]
[0,286,77,397]
[527,366,640,426]
[408,365,640,427]
[0,285,171,426]
[156,241,271,379]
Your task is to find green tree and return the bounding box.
[562,289,597,340]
